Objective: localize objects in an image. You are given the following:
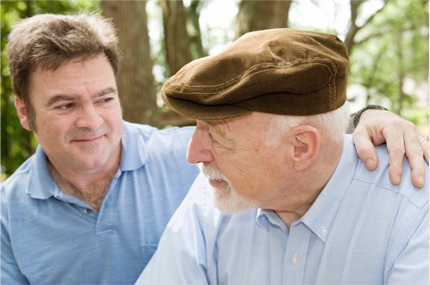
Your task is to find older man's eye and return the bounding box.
[209,133,219,143]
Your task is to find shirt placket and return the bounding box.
[94,175,119,235]
[283,222,311,285]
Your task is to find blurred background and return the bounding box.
[1,0,429,179]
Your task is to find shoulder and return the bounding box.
[1,157,39,224]
[1,155,35,199]
[123,121,195,140]
[353,142,428,209]
[120,122,199,184]
[122,121,195,158]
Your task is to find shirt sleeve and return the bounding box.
[134,174,216,285]
[386,205,428,285]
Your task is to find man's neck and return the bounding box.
[273,184,322,228]
[275,139,344,228]
[47,157,120,212]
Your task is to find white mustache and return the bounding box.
[198,163,229,182]
[198,163,258,214]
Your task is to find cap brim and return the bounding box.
[164,97,252,120]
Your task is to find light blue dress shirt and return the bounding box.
[137,135,429,285]
[1,121,199,284]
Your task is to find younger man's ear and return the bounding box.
[14,95,32,131]
[291,125,320,171]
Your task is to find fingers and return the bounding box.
[408,136,428,188]
[386,143,405,185]
[352,108,427,188]
[420,137,429,163]
[404,123,427,188]
[352,127,379,171]
[382,124,406,186]
[398,124,426,188]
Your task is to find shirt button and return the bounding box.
[290,253,299,264]
[321,226,327,237]
[84,208,91,214]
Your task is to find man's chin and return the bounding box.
[212,189,258,214]
[214,200,256,214]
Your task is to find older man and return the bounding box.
[136,28,428,284]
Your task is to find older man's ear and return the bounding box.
[290,125,321,171]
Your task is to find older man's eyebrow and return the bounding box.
[204,120,219,127]
[203,120,226,130]
[203,119,230,137]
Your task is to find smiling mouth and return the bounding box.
[73,135,104,143]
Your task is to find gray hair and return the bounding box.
[265,102,351,147]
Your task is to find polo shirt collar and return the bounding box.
[119,121,148,171]
[27,145,57,199]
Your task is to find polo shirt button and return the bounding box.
[84,208,91,214]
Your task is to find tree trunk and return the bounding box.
[345,0,389,55]
[159,0,196,127]
[395,31,406,115]
[101,0,159,126]
[160,0,193,76]
[188,0,206,59]
[235,0,292,38]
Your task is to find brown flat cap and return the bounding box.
[162,28,349,120]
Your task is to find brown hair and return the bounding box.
[6,13,121,130]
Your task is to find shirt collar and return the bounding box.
[256,135,358,242]
[300,134,358,242]
[119,121,148,171]
[27,145,57,199]
[28,121,147,199]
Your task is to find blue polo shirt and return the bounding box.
[1,121,199,284]
[137,135,428,285]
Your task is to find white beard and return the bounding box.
[199,163,259,214]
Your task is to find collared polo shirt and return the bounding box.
[1,121,199,284]
[137,135,428,285]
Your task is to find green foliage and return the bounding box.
[1,0,100,179]
[349,0,428,118]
